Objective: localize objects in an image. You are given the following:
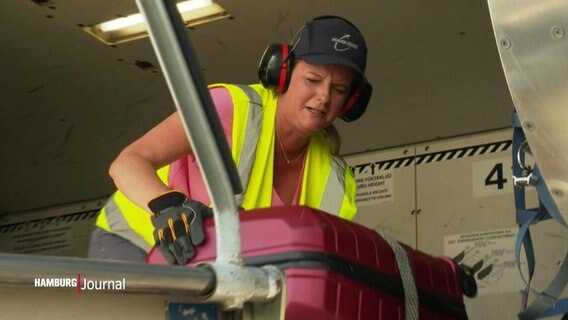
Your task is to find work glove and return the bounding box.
[148,191,211,264]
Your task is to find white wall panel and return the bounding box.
[346,146,417,248]
[414,129,567,320]
[0,199,103,257]
[415,129,517,255]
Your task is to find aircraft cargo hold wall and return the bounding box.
[346,128,567,320]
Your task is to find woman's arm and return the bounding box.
[109,111,191,213]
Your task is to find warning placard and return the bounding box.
[353,167,394,207]
[444,227,525,295]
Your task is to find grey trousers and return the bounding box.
[88,227,147,263]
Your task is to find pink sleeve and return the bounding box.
[211,86,234,149]
[168,86,234,205]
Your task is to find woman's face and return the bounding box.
[279,60,355,134]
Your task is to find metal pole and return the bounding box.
[135,0,243,266]
[133,1,285,311]
[0,252,215,296]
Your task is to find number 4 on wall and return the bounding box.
[485,163,508,190]
[473,157,512,198]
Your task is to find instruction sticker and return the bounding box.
[444,227,524,295]
[353,166,394,207]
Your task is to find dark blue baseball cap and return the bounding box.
[293,16,368,76]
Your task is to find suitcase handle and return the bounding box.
[457,264,478,298]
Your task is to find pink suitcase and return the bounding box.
[147,206,475,319]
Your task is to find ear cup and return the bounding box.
[339,79,373,122]
[258,44,293,92]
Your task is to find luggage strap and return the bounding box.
[378,231,419,320]
[246,251,467,319]
[512,112,568,319]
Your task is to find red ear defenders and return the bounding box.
[258,43,293,94]
[258,42,373,122]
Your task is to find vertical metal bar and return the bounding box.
[132,3,285,313]
[134,0,243,264]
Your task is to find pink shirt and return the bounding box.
[168,86,302,207]
[271,159,305,206]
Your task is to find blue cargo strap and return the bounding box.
[512,112,568,320]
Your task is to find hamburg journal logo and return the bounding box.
[34,273,126,294]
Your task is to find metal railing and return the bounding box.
[0,252,214,296]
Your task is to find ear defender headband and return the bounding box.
[258,16,373,122]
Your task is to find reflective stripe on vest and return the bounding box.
[298,131,357,220]
[320,155,348,216]
[95,166,170,252]
[230,85,263,206]
[100,196,152,252]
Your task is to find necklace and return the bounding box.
[275,127,307,164]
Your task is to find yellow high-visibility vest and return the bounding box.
[95,84,357,251]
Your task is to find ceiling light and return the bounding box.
[83,0,230,45]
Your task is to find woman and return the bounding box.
[90,15,372,264]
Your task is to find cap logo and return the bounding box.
[332,34,359,52]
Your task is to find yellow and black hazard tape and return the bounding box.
[351,140,512,174]
[0,210,99,234]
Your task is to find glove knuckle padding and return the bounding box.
[168,241,186,264]
[154,231,176,264]
[150,194,210,264]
